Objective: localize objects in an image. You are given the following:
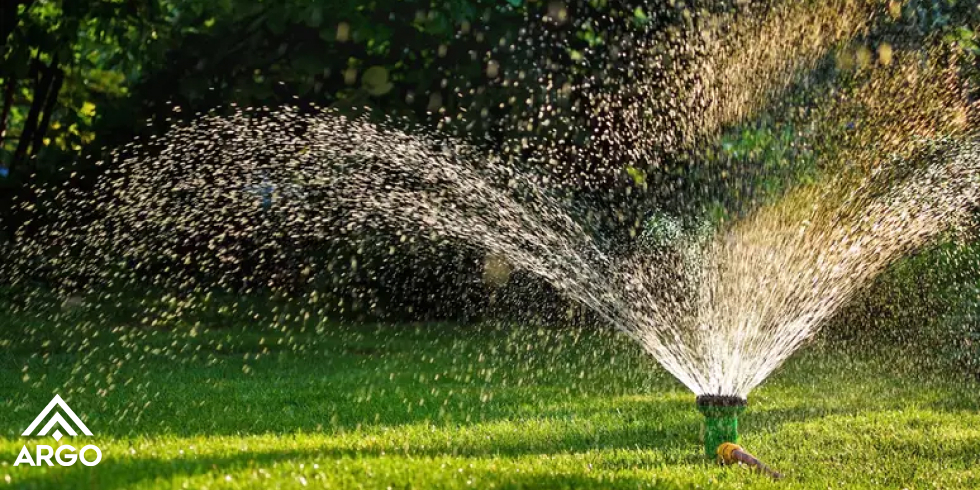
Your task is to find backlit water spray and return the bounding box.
[7,0,980,467]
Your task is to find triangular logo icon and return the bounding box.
[22,395,93,442]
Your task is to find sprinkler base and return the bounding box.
[696,395,747,459]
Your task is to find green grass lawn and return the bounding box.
[0,301,978,489]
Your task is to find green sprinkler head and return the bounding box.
[696,394,747,459]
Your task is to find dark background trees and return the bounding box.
[1,0,649,321]
[2,0,980,330]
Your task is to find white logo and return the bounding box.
[14,394,102,467]
[22,394,93,441]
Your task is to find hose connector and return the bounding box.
[717,442,783,480]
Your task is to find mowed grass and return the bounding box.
[0,301,978,489]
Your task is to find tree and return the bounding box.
[0,0,161,173]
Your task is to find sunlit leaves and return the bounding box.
[362,66,393,96]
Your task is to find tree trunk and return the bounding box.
[11,55,52,171]
[30,65,63,157]
[0,74,15,151]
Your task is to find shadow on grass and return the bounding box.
[9,447,324,490]
[5,396,706,489]
[9,407,978,489]
[8,445,697,490]
[312,398,700,461]
[15,407,979,490]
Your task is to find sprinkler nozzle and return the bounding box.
[695,395,747,407]
[717,442,783,480]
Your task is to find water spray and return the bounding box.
[696,395,782,479]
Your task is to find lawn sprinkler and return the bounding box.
[696,395,746,458]
[696,395,782,479]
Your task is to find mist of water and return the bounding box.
[7,1,980,398]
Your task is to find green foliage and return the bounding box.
[0,0,527,175]
[131,0,513,110]
[941,296,980,374]
[720,124,817,191]
[829,239,980,375]
[639,212,685,249]
[1,0,162,167]
[686,121,819,225]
